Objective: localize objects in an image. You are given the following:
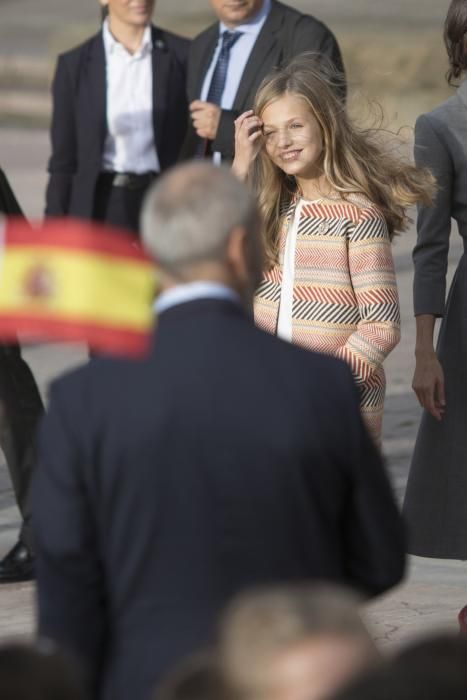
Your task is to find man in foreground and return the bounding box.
[33,163,404,700]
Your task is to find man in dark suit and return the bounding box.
[0,168,44,582]
[45,0,189,235]
[33,163,405,700]
[182,0,345,161]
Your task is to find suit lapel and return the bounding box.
[233,1,284,109]
[83,33,107,159]
[193,24,220,99]
[457,78,467,110]
[151,26,171,155]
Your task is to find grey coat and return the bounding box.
[403,80,467,559]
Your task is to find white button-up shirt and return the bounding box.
[101,19,160,174]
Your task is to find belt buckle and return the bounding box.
[112,173,130,188]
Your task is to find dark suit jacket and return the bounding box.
[45,26,189,219]
[0,167,23,216]
[33,299,404,700]
[181,0,345,160]
[0,168,44,548]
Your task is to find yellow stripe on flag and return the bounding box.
[0,246,156,331]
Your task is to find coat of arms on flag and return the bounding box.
[0,217,157,356]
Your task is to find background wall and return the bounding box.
[0,0,454,128]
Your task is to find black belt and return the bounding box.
[100,171,158,190]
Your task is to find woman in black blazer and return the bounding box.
[0,167,44,583]
[45,0,189,235]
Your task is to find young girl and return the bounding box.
[232,55,435,445]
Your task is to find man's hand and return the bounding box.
[412,350,446,421]
[190,101,221,140]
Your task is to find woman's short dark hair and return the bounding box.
[444,0,467,83]
[101,5,109,22]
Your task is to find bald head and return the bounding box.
[141,163,260,269]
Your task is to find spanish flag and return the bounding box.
[0,217,157,356]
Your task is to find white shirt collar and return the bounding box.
[219,0,271,36]
[154,282,241,314]
[102,18,152,58]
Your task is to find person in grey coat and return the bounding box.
[404,0,467,576]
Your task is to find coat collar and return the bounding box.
[193,24,219,99]
[151,26,171,155]
[85,33,107,155]
[232,0,285,108]
[457,77,467,109]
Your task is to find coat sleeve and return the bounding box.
[32,381,106,696]
[45,55,78,217]
[335,209,401,387]
[211,109,239,159]
[413,114,453,317]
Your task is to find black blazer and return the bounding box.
[181,0,345,160]
[45,26,189,219]
[33,299,405,700]
[0,167,23,216]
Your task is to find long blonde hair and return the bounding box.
[251,54,436,264]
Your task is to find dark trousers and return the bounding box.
[93,173,157,236]
[0,344,44,551]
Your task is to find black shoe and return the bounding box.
[0,541,34,583]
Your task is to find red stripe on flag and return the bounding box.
[0,313,153,357]
[4,217,154,264]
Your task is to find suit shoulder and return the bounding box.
[191,21,219,54]
[153,25,190,52]
[416,95,460,131]
[49,355,140,402]
[56,32,102,66]
[275,0,335,35]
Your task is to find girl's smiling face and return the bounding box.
[261,94,324,181]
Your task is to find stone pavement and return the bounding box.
[0,127,465,651]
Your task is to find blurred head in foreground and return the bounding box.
[141,162,264,309]
[0,641,85,700]
[153,651,225,700]
[330,633,467,700]
[219,584,378,700]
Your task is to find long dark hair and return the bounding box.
[444,0,467,84]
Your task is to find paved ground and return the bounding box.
[0,126,465,650]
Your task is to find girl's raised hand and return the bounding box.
[231,110,263,181]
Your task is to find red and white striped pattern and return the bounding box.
[254,195,401,445]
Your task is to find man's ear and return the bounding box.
[225,225,249,284]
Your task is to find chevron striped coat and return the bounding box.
[254,195,401,444]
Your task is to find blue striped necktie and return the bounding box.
[206,30,243,105]
[196,30,243,158]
